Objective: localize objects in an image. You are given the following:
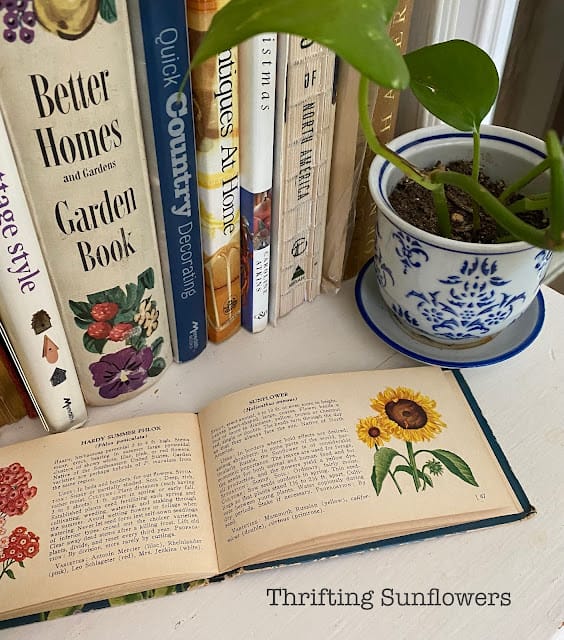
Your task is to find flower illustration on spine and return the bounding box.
[356,388,478,495]
[1,0,118,45]
[0,463,39,581]
[89,346,154,400]
[69,268,167,399]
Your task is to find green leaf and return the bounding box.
[138,268,155,292]
[45,605,84,620]
[108,593,146,606]
[113,287,127,308]
[87,291,110,305]
[102,286,126,306]
[6,569,15,579]
[393,463,414,476]
[83,334,107,354]
[114,312,135,324]
[124,282,139,311]
[148,357,166,377]
[370,464,376,487]
[100,0,117,23]
[189,0,409,90]
[150,336,164,357]
[74,317,92,330]
[421,471,433,488]
[68,300,92,321]
[152,586,178,598]
[392,463,432,488]
[128,333,146,351]
[405,40,499,131]
[372,447,401,495]
[429,449,478,486]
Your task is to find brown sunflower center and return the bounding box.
[368,426,381,438]
[385,399,428,430]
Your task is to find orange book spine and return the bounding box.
[187,0,241,342]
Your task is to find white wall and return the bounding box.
[396,0,519,134]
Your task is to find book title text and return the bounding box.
[215,49,239,236]
[0,171,41,294]
[156,27,198,300]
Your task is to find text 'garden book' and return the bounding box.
[0,366,533,626]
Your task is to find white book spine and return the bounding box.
[239,33,277,332]
[0,113,87,432]
[269,36,337,324]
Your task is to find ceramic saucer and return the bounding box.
[355,260,545,368]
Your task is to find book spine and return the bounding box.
[0,0,172,405]
[0,333,37,426]
[0,112,87,432]
[321,59,361,293]
[343,0,414,280]
[187,0,241,343]
[270,36,337,323]
[128,0,207,362]
[239,33,277,333]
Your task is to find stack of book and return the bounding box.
[0,0,412,432]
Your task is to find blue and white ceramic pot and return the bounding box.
[368,125,552,347]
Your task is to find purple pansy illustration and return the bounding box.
[89,347,154,400]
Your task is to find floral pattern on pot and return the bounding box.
[404,257,528,341]
[392,230,429,274]
[370,125,553,347]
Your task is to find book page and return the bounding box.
[0,414,217,620]
[198,368,523,571]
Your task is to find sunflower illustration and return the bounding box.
[356,386,477,496]
[356,416,392,448]
[369,386,446,443]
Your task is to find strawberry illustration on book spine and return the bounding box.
[187,0,241,343]
[128,0,207,362]
[0,0,172,405]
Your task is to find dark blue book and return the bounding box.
[128,0,207,362]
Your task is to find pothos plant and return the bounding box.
[188,0,564,251]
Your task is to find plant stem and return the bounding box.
[499,157,551,203]
[389,470,403,495]
[431,185,452,237]
[471,128,481,230]
[431,170,553,247]
[507,194,550,213]
[358,76,430,189]
[546,130,564,247]
[406,441,420,492]
[472,129,481,183]
[0,559,14,581]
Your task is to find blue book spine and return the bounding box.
[130,0,207,361]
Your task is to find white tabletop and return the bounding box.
[2,280,563,640]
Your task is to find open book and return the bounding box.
[0,367,533,625]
